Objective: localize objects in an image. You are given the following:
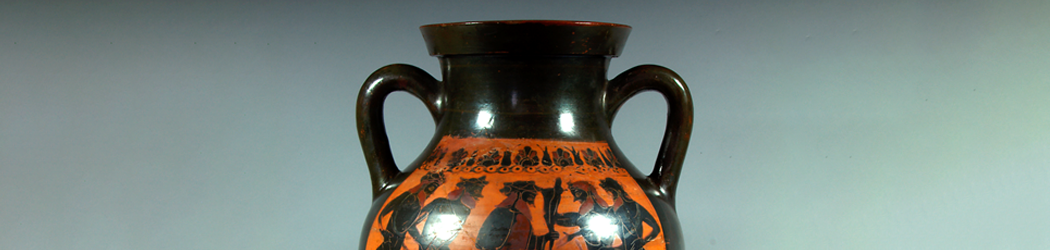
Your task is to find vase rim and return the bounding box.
[419,20,632,57]
[421,20,631,29]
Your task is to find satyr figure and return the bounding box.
[409,176,489,250]
[600,178,661,250]
[376,172,446,250]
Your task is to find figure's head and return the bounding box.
[420,172,446,194]
[568,181,598,202]
[522,190,537,204]
[499,181,540,205]
[457,176,489,198]
[598,178,625,199]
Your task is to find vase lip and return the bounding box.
[421,20,631,29]
[420,20,632,57]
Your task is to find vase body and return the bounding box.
[357,21,692,250]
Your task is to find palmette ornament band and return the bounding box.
[364,136,666,250]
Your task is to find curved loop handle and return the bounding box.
[605,65,693,208]
[357,64,443,199]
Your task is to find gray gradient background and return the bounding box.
[2,1,1048,249]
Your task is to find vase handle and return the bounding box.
[605,65,693,208]
[357,64,443,199]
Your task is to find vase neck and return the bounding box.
[435,55,613,141]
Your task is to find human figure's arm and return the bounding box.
[641,209,660,242]
[408,201,436,241]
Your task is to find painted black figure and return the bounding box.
[599,178,660,250]
[376,172,446,250]
[409,176,489,250]
[475,181,557,250]
[535,178,564,250]
[557,181,617,250]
